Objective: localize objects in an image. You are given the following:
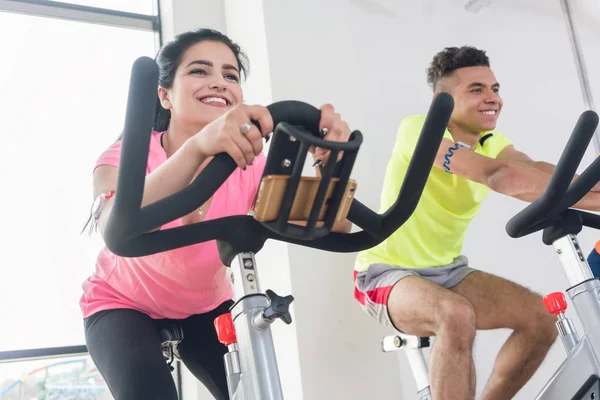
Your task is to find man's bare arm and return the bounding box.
[433,139,600,211]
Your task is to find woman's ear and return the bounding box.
[158,86,172,109]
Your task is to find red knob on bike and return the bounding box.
[543,292,567,316]
[214,313,237,346]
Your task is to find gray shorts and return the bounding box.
[353,256,476,329]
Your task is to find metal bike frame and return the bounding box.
[534,234,600,399]
[381,332,432,400]
[223,252,284,400]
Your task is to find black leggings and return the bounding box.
[84,301,233,400]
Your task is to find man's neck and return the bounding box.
[447,120,481,149]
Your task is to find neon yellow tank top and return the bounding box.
[355,115,513,271]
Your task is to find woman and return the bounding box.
[80,28,352,399]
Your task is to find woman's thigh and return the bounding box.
[84,308,178,400]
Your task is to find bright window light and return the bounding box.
[39,0,157,15]
[0,10,157,352]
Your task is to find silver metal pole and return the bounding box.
[553,234,593,288]
[229,253,284,400]
[560,0,600,152]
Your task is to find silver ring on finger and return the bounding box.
[240,122,252,135]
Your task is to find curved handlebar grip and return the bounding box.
[103,56,324,254]
[128,102,324,236]
[305,92,455,250]
[561,157,600,209]
[506,110,599,238]
[375,92,454,239]
[105,57,158,250]
[103,56,455,258]
[266,100,321,135]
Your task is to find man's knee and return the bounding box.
[435,297,477,347]
[533,310,559,347]
[519,293,559,347]
[541,319,559,347]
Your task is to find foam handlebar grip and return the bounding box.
[105,56,456,258]
[203,101,322,182]
[506,110,599,238]
[267,100,321,136]
[105,57,328,255]
[374,91,454,239]
[298,91,454,252]
[201,101,322,194]
[105,56,159,249]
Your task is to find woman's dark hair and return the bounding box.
[426,46,489,91]
[153,28,250,131]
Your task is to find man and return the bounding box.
[353,46,600,400]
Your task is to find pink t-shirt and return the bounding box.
[80,131,267,319]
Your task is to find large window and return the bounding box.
[0,354,112,399]
[38,0,157,15]
[0,1,158,355]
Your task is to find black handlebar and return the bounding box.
[506,110,600,238]
[104,56,454,258]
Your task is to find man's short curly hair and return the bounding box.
[426,46,490,91]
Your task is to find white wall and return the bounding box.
[159,0,226,41]
[159,1,303,398]
[259,1,405,398]
[163,0,600,398]
[224,2,304,399]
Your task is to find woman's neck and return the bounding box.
[162,119,204,158]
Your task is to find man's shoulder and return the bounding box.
[478,129,513,158]
[396,114,453,146]
[395,114,428,141]
[481,129,511,140]
[479,130,510,145]
[399,114,428,129]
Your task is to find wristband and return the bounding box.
[443,142,470,174]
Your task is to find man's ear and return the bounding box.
[432,90,445,102]
[158,86,172,109]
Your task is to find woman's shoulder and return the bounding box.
[94,130,165,171]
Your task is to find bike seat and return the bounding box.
[160,325,184,344]
[160,325,184,371]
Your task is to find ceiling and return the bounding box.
[348,0,599,35]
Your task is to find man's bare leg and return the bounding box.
[450,271,558,400]
[427,333,476,399]
[388,276,477,399]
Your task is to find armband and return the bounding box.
[81,190,116,235]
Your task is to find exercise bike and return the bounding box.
[102,56,454,400]
[381,110,600,400]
